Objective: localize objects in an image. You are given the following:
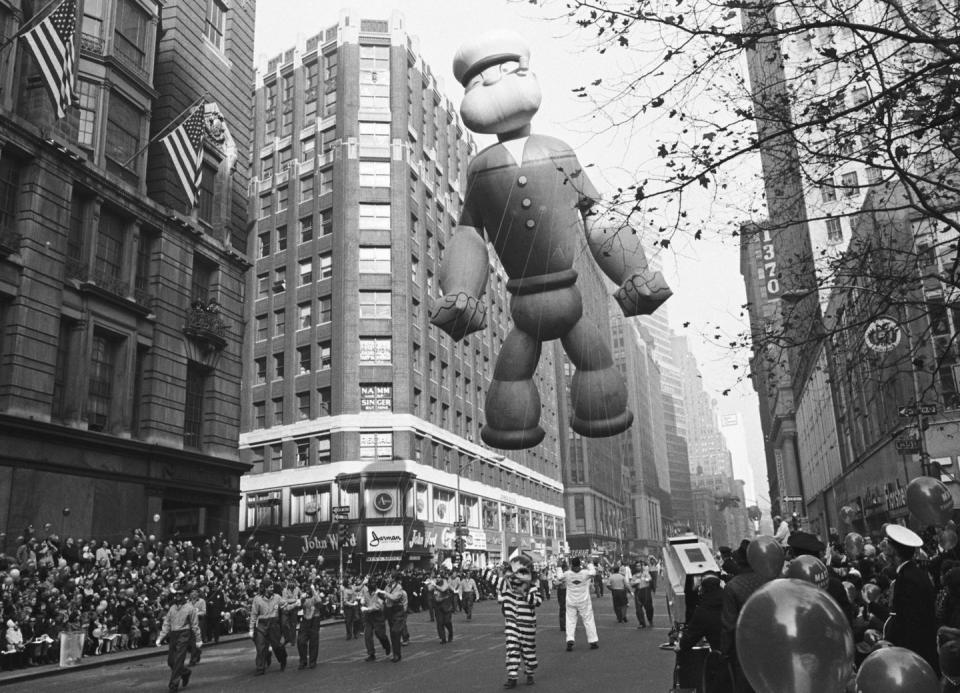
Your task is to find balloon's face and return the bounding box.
[460,61,542,135]
[508,558,533,588]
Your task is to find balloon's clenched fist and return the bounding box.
[430,292,487,341]
[614,270,673,317]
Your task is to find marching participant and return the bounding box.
[156,585,202,692]
[249,578,287,675]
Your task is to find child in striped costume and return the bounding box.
[495,555,543,688]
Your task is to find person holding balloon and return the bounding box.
[882,524,940,675]
[719,543,772,693]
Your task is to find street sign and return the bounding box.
[900,404,938,417]
[332,505,350,515]
[898,406,916,418]
[453,520,466,527]
[782,496,803,503]
[919,404,938,416]
[895,438,921,453]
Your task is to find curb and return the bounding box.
[0,619,347,686]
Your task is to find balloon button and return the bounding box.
[521,198,532,208]
[525,219,536,229]
[517,176,528,186]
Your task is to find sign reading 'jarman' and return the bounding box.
[366,525,404,552]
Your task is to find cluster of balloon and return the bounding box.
[906,476,954,526]
[746,535,785,579]
[737,579,854,693]
[862,583,882,604]
[844,532,864,558]
[785,554,830,589]
[855,646,939,693]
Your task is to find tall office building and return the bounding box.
[0,0,254,542]
[239,11,565,570]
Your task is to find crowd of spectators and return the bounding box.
[0,527,346,671]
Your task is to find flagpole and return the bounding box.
[121,92,208,168]
[0,0,68,55]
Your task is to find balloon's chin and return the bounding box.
[460,76,541,135]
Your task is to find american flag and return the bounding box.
[162,105,206,208]
[22,0,79,120]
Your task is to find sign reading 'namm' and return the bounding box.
[366,525,404,552]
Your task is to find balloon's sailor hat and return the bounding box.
[885,524,923,548]
[453,29,530,87]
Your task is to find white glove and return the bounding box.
[156,639,163,647]
[195,641,202,649]
[248,630,254,639]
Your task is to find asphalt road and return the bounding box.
[20,596,678,692]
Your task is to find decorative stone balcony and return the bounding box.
[184,300,228,354]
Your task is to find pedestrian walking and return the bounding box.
[382,572,407,662]
[563,557,599,651]
[460,571,480,620]
[606,564,630,623]
[279,578,300,646]
[296,581,321,669]
[249,578,287,675]
[156,586,201,692]
[434,574,455,643]
[631,564,654,628]
[494,554,542,688]
[648,555,661,593]
[552,560,567,631]
[359,576,391,661]
[341,579,361,640]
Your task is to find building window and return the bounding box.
[88,331,118,432]
[204,0,226,50]
[360,384,392,411]
[264,82,277,138]
[359,203,390,229]
[301,135,315,161]
[269,443,282,470]
[290,484,332,523]
[274,267,286,291]
[76,80,99,149]
[273,353,284,379]
[359,44,390,110]
[359,337,392,364]
[320,127,336,155]
[359,121,390,148]
[297,393,311,421]
[319,252,332,280]
[274,308,285,336]
[359,291,391,319]
[317,435,331,464]
[299,216,313,243]
[82,0,105,36]
[840,170,859,197]
[820,178,836,203]
[114,0,150,71]
[297,345,311,374]
[319,296,332,323]
[304,61,320,120]
[298,302,312,329]
[319,341,331,369]
[299,258,313,286]
[296,437,310,463]
[276,186,288,213]
[359,432,393,460]
[259,193,272,219]
[95,208,126,286]
[319,168,333,196]
[0,156,21,233]
[272,396,284,425]
[183,362,207,447]
[246,491,281,528]
[276,225,287,252]
[255,357,267,384]
[318,387,331,415]
[300,175,314,202]
[255,315,267,340]
[359,246,391,274]
[320,209,333,236]
[191,254,215,304]
[197,163,216,224]
[105,93,142,168]
[258,231,271,258]
[253,401,266,428]
[359,161,390,187]
[825,217,844,243]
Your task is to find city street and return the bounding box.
[21,599,676,692]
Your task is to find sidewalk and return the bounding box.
[0,619,346,687]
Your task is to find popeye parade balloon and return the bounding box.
[431,30,672,449]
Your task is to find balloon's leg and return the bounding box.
[561,316,633,437]
[481,328,545,449]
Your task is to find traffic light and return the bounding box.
[455,536,466,553]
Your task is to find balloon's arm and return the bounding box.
[430,225,489,341]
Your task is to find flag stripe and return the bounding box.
[162,106,206,207]
[22,0,78,120]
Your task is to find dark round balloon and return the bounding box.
[855,646,938,693]
[785,555,830,589]
[62,507,70,516]
[747,535,785,579]
[737,579,854,693]
[906,476,954,526]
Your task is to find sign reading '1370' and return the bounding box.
[760,228,781,298]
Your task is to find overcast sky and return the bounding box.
[254,0,770,504]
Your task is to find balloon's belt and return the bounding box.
[506,269,578,296]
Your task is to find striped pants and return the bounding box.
[504,619,537,679]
